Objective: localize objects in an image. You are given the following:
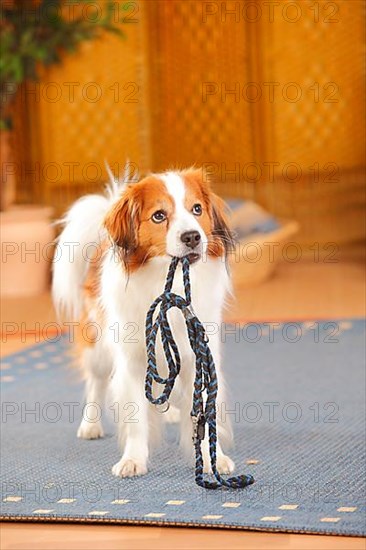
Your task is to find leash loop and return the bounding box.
[145,256,254,490]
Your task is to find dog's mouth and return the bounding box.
[185,252,200,264]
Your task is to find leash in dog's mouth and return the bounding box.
[144,255,255,489]
[169,252,201,264]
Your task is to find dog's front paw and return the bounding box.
[203,454,235,475]
[77,419,104,440]
[112,458,148,478]
[216,454,235,475]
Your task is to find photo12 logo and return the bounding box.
[202,81,339,104]
[202,2,340,24]
[0,1,140,25]
[2,81,139,106]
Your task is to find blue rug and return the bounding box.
[1,319,365,536]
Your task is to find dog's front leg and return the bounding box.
[111,354,150,478]
[77,345,112,440]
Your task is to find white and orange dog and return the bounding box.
[52,167,235,478]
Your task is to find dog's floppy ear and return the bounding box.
[104,187,140,261]
[210,192,235,257]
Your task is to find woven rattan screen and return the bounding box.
[258,0,366,243]
[15,1,151,213]
[145,0,258,172]
[145,0,365,243]
[13,0,365,243]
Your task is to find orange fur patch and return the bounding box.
[104,176,175,272]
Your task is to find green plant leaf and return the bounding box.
[0,0,125,127]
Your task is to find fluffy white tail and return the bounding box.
[52,164,136,320]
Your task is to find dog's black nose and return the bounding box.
[181,230,201,249]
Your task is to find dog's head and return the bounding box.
[104,168,233,271]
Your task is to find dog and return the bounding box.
[52,167,236,478]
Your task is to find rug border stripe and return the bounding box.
[0,515,364,537]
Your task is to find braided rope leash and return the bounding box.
[145,256,255,489]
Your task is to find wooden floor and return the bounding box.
[1,247,365,549]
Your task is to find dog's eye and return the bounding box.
[151,210,167,223]
[192,204,202,216]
